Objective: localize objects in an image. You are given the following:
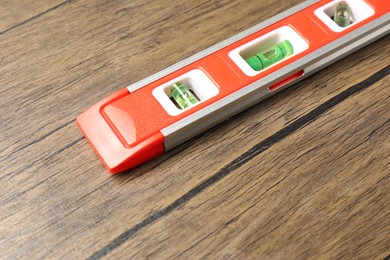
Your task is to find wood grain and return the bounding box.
[0,0,68,34]
[0,0,389,259]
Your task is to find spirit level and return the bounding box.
[77,0,390,174]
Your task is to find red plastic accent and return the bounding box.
[76,88,165,174]
[269,70,305,92]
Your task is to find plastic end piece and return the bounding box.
[76,88,165,174]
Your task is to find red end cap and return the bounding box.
[76,88,165,174]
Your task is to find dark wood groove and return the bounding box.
[0,119,75,162]
[0,137,83,182]
[0,1,71,35]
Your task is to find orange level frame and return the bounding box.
[77,0,390,173]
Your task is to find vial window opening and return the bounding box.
[314,0,375,32]
[168,83,201,110]
[152,69,219,116]
[328,2,354,28]
[229,26,309,76]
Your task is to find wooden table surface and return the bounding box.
[1,0,389,259]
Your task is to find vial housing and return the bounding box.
[245,40,294,71]
[334,2,352,27]
[170,83,199,110]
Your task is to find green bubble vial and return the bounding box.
[170,83,199,110]
[334,2,352,28]
[245,40,294,71]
